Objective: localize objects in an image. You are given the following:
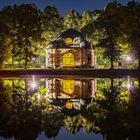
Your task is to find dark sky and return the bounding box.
[0,0,140,15]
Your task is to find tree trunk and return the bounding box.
[110,60,114,69]
[24,54,28,69]
[111,78,114,90]
[12,80,15,91]
[24,61,27,69]
[25,79,28,111]
[12,55,14,68]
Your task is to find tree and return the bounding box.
[42,6,62,32]
[123,1,140,68]
[41,6,63,48]
[97,37,121,69]
[79,10,93,30]
[96,2,122,69]
[43,106,64,138]
[63,9,80,30]
[80,10,97,43]
[9,4,41,69]
[0,9,11,68]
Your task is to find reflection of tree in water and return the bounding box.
[11,110,42,140]
[126,88,140,140]
[64,115,94,134]
[97,85,129,140]
[0,79,42,140]
[0,80,13,139]
[43,105,64,138]
[85,83,140,140]
[0,79,140,140]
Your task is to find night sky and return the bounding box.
[0,0,140,15]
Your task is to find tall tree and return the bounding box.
[42,6,62,31]
[79,10,93,30]
[63,9,80,30]
[10,4,41,69]
[41,6,63,49]
[123,1,140,68]
[80,10,102,45]
[96,2,122,69]
[0,8,12,69]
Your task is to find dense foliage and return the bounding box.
[0,1,140,69]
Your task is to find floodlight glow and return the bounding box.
[31,81,37,89]
[127,76,132,90]
[31,75,37,89]
[126,56,131,62]
[32,57,35,61]
[126,83,131,90]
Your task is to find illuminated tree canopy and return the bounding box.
[0,1,140,69]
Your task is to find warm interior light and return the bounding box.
[62,80,74,95]
[65,37,72,44]
[62,53,74,67]
[65,101,73,109]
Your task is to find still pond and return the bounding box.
[0,76,139,140]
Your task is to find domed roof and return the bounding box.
[59,28,85,41]
[47,28,92,49]
[47,98,92,116]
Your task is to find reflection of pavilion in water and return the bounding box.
[46,79,96,99]
[45,78,96,112]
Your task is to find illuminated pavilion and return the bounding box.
[45,28,96,68]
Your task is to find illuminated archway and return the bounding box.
[62,80,74,95]
[62,53,74,67]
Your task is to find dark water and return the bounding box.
[0,76,139,140]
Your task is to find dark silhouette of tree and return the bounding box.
[123,1,140,69]
[0,9,11,68]
[96,2,122,69]
[125,87,140,140]
[43,106,64,138]
[2,4,41,69]
[42,6,62,32]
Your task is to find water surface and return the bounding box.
[0,76,139,140]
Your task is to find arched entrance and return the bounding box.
[62,53,74,67]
